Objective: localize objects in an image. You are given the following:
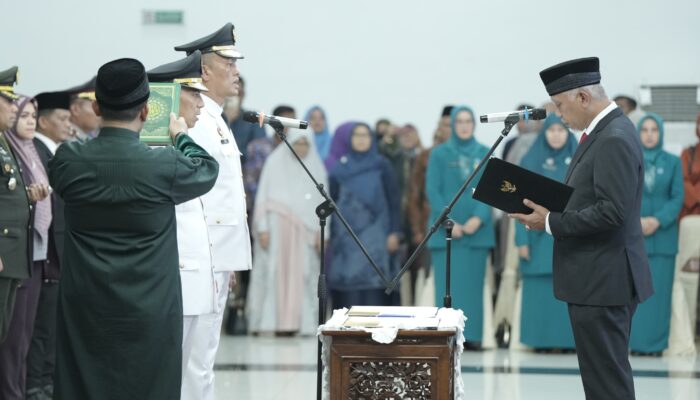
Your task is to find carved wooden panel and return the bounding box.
[348,361,432,399]
[323,330,456,400]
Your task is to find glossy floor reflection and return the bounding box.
[214,335,700,399]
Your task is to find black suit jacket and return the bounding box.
[34,138,64,280]
[549,107,653,306]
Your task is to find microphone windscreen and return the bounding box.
[242,111,259,123]
[479,115,488,123]
[530,108,547,120]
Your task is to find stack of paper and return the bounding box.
[347,306,438,318]
[343,306,440,329]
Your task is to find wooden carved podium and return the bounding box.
[319,307,465,399]
[321,329,457,399]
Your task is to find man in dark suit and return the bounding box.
[510,57,653,400]
[27,90,71,400]
[29,135,64,400]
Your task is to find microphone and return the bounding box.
[479,108,547,123]
[242,111,308,130]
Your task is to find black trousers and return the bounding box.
[0,262,43,400]
[568,303,638,400]
[26,280,59,392]
[0,278,19,342]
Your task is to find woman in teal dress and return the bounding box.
[630,113,684,355]
[515,114,577,350]
[426,105,495,344]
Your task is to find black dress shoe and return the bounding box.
[630,350,662,357]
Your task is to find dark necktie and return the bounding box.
[578,131,588,145]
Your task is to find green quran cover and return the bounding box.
[141,83,180,146]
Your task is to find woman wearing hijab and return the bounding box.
[324,121,357,171]
[247,130,327,335]
[514,114,577,351]
[328,123,401,308]
[306,106,332,160]
[0,95,51,399]
[629,113,684,355]
[426,105,495,345]
[395,124,423,304]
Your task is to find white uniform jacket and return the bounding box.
[176,94,253,315]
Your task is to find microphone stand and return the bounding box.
[385,115,520,298]
[265,120,391,400]
[443,219,455,308]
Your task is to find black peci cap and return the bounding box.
[35,91,71,112]
[441,105,455,117]
[174,22,243,59]
[539,57,601,96]
[147,50,208,92]
[95,58,150,110]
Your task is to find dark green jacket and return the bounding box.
[0,133,31,280]
[49,128,219,400]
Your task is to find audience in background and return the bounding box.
[680,113,700,220]
[324,121,357,171]
[407,106,453,305]
[426,105,494,347]
[614,94,644,127]
[306,106,332,160]
[243,105,293,213]
[501,103,541,163]
[678,112,700,338]
[228,76,267,162]
[630,113,684,355]
[328,123,401,309]
[514,114,577,351]
[247,130,326,336]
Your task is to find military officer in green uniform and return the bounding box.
[0,67,28,340]
[0,66,44,399]
[49,58,219,400]
[66,77,100,141]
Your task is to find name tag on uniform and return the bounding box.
[217,126,237,157]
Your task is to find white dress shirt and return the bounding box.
[34,132,58,155]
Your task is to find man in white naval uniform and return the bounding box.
[174,23,252,400]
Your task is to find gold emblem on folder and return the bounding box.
[500,180,517,193]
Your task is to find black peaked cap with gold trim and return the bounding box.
[174,22,243,59]
[0,66,20,101]
[66,77,97,102]
[147,50,208,92]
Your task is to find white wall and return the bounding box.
[7,0,700,151]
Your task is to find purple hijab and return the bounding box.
[5,96,52,241]
[324,121,357,170]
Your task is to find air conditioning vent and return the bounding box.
[640,85,700,122]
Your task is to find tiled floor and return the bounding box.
[213,335,700,399]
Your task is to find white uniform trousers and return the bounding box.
[181,271,230,400]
